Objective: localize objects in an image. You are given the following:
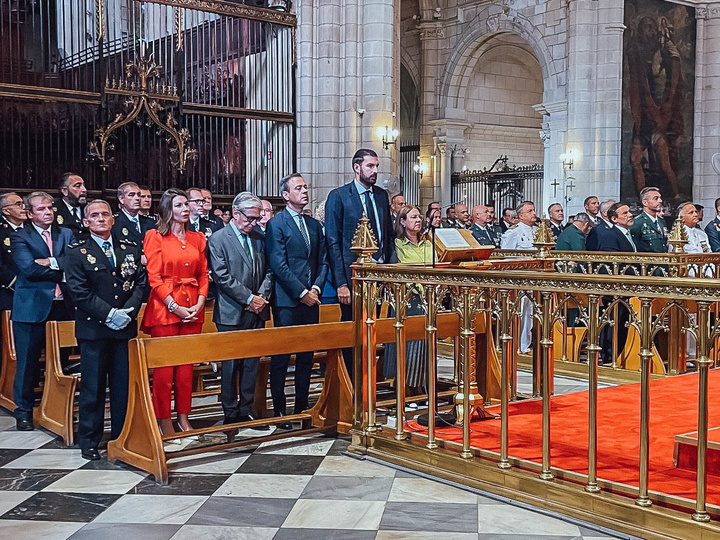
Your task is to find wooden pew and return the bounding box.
[108,312,470,483]
[0,311,16,411]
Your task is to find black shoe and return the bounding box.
[16,417,33,431]
[81,447,101,461]
[238,414,270,431]
[274,411,292,430]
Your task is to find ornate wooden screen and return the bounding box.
[0,0,295,199]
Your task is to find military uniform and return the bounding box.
[470,223,501,247]
[190,215,222,239]
[500,222,537,250]
[54,200,87,240]
[704,216,720,252]
[63,235,147,454]
[629,211,667,253]
[549,221,563,240]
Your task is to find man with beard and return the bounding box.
[55,173,88,239]
[325,149,394,375]
[630,187,667,253]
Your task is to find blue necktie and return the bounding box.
[102,241,115,267]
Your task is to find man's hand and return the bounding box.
[34,258,51,267]
[246,295,268,314]
[300,289,321,307]
[337,285,351,305]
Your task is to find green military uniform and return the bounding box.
[629,211,667,253]
[554,224,586,251]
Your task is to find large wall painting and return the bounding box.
[621,0,696,203]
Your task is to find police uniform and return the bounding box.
[0,222,19,311]
[190,216,221,300]
[500,222,537,249]
[629,211,667,253]
[63,235,147,454]
[549,221,563,239]
[112,209,156,246]
[54,200,87,240]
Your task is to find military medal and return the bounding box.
[122,228,129,236]
[57,215,63,224]
[87,254,96,264]
[123,281,132,291]
[3,238,9,246]
[120,244,126,250]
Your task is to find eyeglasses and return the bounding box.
[2,201,24,209]
[188,198,207,204]
[238,209,261,223]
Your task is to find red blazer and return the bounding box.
[140,229,210,330]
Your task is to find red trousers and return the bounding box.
[150,323,202,419]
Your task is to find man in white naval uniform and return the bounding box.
[672,202,712,361]
[500,201,538,353]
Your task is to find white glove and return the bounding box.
[106,307,134,330]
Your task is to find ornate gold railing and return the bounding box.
[348,258,720,539]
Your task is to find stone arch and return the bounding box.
[439,8,564,113]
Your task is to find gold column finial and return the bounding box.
[533,218,556,258]
[351,215,379,265]
[668,218,689,254]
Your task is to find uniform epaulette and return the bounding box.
[68,240,86,249]
[118,238,137,246]
[509,224,518,229]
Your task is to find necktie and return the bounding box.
[191,221,199,232]
[362,191,380,244]
[241,234,251,259]
[625,230,636,252]
[102,241,115,267]
[131,216,141,234]
[74,208,81,222]
[41,230,62,299]
[296,214,311,252]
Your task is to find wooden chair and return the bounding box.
[0,311,16,411]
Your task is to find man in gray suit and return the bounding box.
[208,192,272,425]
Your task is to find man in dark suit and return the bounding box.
[201,189,226,230]
[498,208,516,233]
[325,149,395,374]
[596,202,636,364]
[54,172,88,240]
[0,193,26,312]
[208,192,272,425]
[266,174,329,421]
[112,182,156,256]
[390,192,406,225]
[585,199,616,250]
[188,187,223,238]
[64,200,146,460]
[11,192,74,430]
[704,197,720,252]
[584,196,600,227]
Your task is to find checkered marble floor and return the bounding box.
[0,408,636,540]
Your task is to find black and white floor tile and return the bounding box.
[0,408,640,540]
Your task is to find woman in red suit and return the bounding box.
[141,188,209,436]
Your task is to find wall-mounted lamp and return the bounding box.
[377,126,399,150]
[559,148,580,171]
[413,160,428,178]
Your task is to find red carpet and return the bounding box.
[408,369,720,510]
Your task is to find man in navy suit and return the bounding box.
[704,197,720,252]
[325,149,395,375]
[266,174,329,420]
[596,202,636,364]
[585,199,616,251]
[11,192,74,430]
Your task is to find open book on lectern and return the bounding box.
[432,228,495,263]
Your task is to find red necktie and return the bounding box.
[41,230,62,299]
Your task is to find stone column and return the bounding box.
[534,101,568,215]
[295,0,397,204]
[431,122,469,207]
[693,4,720,221]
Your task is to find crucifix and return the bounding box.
[564,176,576,205]
[551,178,560,198]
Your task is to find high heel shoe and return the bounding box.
[178,425,199,441]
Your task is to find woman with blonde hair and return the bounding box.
[141,188,209,436]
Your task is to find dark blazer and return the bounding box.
[325,181,394,290]
[555,224,586,251]
[549,222,564,239]
[585,220,612,251]
[208,224,272,327]
[596,226,636,253]
[470,223,499,247]
[10,225,74,323]
[705,217,720,252]
[112,210,156,246]
[64,236,147,341]
[54,200,87,240]
[266,209,329,308]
